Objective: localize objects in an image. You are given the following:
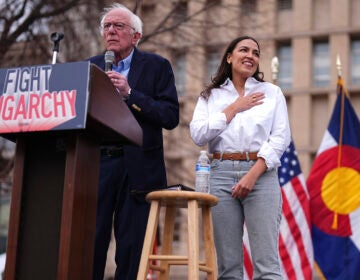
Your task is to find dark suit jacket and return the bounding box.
[88,48,179,193]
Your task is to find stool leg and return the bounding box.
[202,206,217,280]
[159,206,176,280]
[137,200,160,280]
[187,200,199,280]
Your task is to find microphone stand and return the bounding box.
[50,32,64,64]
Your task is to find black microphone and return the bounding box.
[104,50,114,72]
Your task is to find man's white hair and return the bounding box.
[99,3,143,39]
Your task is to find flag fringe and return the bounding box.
[314,262,327,280]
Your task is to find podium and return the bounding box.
[0,62,142,279]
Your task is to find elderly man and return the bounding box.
[88,3,179,280]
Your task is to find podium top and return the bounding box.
[87,64,142,146]
[0,62,142,146]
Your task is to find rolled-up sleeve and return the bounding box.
[190,97,227,146]
[258,87,291,169]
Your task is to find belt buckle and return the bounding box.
[106,149,113,157]
[102,148,112,157]
[245,152,250,161]
[101,147,123,157]
[219,152,224,161]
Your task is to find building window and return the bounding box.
[0,195,10,255]
[141,0,156,10]
[313,41,330,87]
[207,0,221,5]
[173,52,187,97]
[278,0,292,10]
[277,44,292,89]
[241,0,257,15]
[205,50,221,83]
[173,1,188,23]
[351,39,360,85]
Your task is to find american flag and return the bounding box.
[243,141,314,279]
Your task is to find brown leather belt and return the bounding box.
[213,152,258,161]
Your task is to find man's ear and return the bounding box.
[133,32,142,45]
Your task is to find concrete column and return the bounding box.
[291,37,312,176]
[293,0,312,31]
[331,0,350,28]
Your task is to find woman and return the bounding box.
[190,36,290,279]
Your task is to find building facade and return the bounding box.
[2,0,359,279]
[114,0,359,279]
[132,0,360,183]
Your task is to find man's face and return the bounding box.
[102,9,141,59]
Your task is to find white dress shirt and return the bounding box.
[190,77,291,170]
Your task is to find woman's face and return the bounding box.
[226,39,260,80]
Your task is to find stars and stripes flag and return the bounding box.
[243,140,314,279]
[306,77,360,279]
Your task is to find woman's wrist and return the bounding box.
[224,104,236,123]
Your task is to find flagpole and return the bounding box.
[271,56,279,85]
[332,54,345,231]
[336,54,345,170]
[336,53,342,78]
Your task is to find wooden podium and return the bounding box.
[1,63,142,280]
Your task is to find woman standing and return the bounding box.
[190,36,290,279]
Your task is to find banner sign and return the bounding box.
[0,61,91,133]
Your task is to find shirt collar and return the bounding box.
[221,77,258,89]
[113,49,134,72]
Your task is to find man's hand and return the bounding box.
[107,71,131,98]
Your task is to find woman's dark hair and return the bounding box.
[201,35,264,99]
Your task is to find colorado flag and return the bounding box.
[306,77,360,279]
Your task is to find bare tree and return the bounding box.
[0,0,92,66]
[0,0,246,65]
[0,0,262,193]
[0,2,269,276]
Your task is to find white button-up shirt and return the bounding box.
[190,77,291,170]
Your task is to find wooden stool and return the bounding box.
[137,190,218,280]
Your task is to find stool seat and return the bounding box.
[137,190,218,280]
[146,190,218,208]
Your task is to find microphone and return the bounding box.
[104,50,114,72]
[50,32,64,64]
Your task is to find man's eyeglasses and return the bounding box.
[102,22,135,32]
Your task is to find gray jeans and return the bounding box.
[210,159,283,280]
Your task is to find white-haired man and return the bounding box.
[88,3,179,279]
